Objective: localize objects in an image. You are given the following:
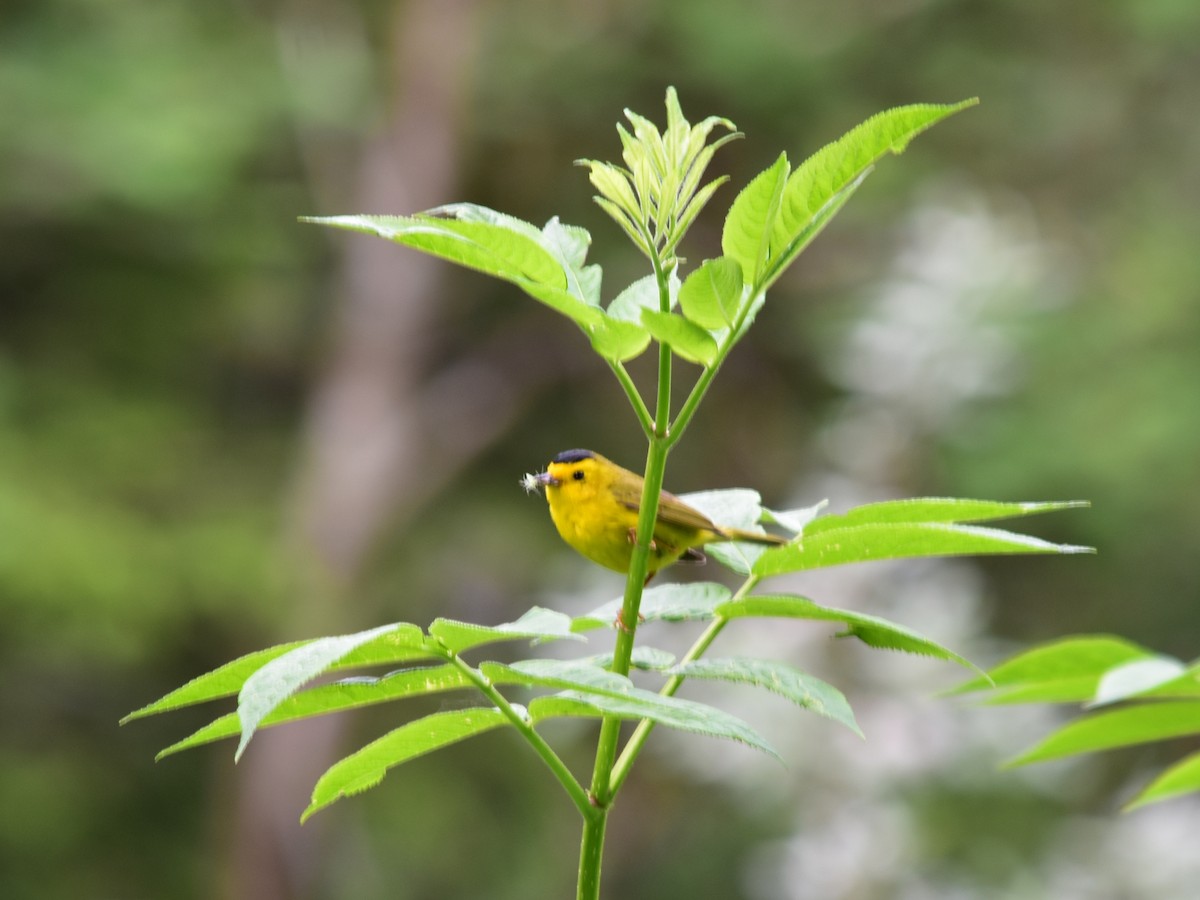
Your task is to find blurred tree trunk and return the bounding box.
[224,2,481,897]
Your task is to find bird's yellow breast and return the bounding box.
[544,458,640,572]
[533,448,787,578]
[541,454,703,574]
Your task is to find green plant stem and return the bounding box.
[668,289,762,449]
[577,807,607,900]
[579,249,676,900]
[608,360,653,438]
[608,574,761,794]
[586,422,670,819]
[655,341,672,440]
[652,252,674,437]
[445,653,592,818]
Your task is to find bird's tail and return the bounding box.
[718,527,788,546]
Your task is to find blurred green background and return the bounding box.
[4,1,1199,898]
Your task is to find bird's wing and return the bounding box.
[610,483,719,535]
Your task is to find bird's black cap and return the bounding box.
[553,449,594,464]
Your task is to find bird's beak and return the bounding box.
[535,471,560,488]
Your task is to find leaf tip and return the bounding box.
[999,748,1035,770]
[233,734,252,764]
[1120,785,1175,813]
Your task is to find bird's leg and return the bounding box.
[627,527,657,553]
[616,607,647,633]
[614,535,655,632]
[614,568,654,631]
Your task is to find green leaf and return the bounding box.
[678,489,765,531]
[529,691,778,760]
[753,521,1093,577]
[595,269,679,362]
[124,624,439,724]
[427,203,599,302]
[678,488,778,575]
[763,100,978,290]
[483,658,775,756]
[721,152,789,286]
[667,176,729,256]
[589,190,652,257]
[579,160,640,226]
[970,680,1119,706]
[539,216,589,267]
[407,206,602,308]
[718,594,980,673]
[587,646,677,672]
[157,664,473,758]
[1006,701,1200,767]
[586,314,651,363]
[302,708,509,821]
[482,658,640,696]
[606,274,660,321]
[487,657,773,755]
[421,200,544,237]
[758,169,870,292]
[804,498,1089,537]
[334,626,443,669]
[951,636,1153,700]
[1126,750,1200,810]
[235,623,426,761]
[764,500,828,535]
[573,582,733,633]
[678,257,743,329]
[588,88,737,257]
[1091,657,1188,707]
[541,217,601,304]
[589,273,667,362]
[641,309,718,366]
[670,657,862,737]
[122,640,311,722]
[302,214,604,331]
[499,273,604,329]
[305,212,561,285]
[1139,664,1200,700]
[428,606,584,655]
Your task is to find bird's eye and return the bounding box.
[573,470,585,481]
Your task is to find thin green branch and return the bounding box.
[655,343,673,441]
[667,287,762,449]
[607,360,653,438]
[445,653,592,818]
[608,574,761,794]
[648,244,676,434]
[577,807,607,900]
[652,252,674,440]
[667,355,719,451]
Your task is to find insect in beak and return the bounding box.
[521,471,559,493]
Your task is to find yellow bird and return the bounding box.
[528,449,786,580]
